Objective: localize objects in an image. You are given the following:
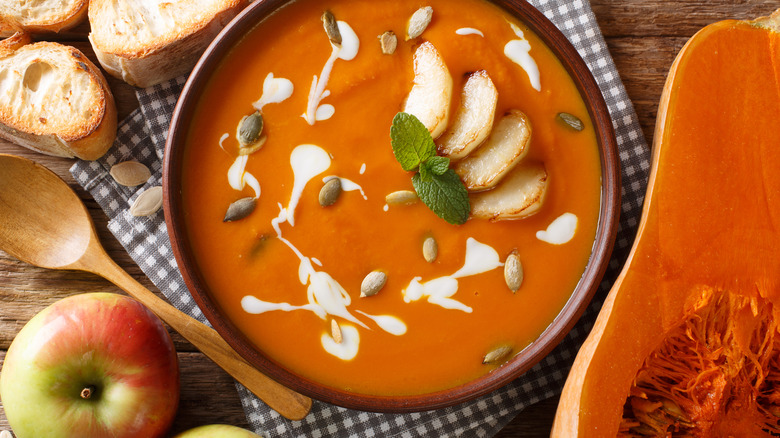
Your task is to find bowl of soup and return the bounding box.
[164,0,620,412]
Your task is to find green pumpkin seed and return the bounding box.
[238,135,267,156]
[360,270,387,297]
[407,6,433,40]
[379,31,397,55]
[319,178,342,207]
[237,111,264,146]
[504,251,523,292]
[482,345,512,364]
[224,197,256,222]
[322,10,342,46]
[557,112,584,131]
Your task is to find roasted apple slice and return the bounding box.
[402,41,453,139]
[470,161,547,220]
[436,70,498,159]
[455,109,532,192]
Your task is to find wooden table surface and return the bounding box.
[0,1,776,436]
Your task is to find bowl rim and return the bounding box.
[163,0,621,413]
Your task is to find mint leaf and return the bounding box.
[412,169,470,225]
[426,155,450,175]
[390,112,436,171]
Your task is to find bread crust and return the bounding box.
[0,37,116,160]
[0,0,88,35]
[89,0,247,88]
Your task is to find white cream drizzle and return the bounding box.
[504,22,541,92]
[227,155,260,199]
[219,133,229,153]
[536,213,578,244]
[240,143,404,360]
[402,238,503,312]
[359,163,366,175]
[456,27,484,37]
[322,324,360,360]
[303,21,359,125]
[252,73,294,111]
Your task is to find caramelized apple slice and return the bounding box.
[436,70,498,159]
[455,110,532,192]
[402,41,453,139]
[470,161,547,220]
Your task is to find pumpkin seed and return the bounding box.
[482,345,512,364]
[321,10,342,46]
[237,111,264,146]
[238,135,267,156]
[557,112,584,131]
[224,197,256,222]
[319,178,342,207]
[504,251,523,292]
[331,319,343,344]
[110,161,151,187]
[407,6,433,40]
[360,270,387,297]
[129,186,163,217]
[248,233,270,258]
[422,236,437,263]
[379,31,397,54]
[385,190,418,205]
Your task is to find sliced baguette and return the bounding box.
[0,37,117,160]
[88,0,248,88]
[0,0,88,36]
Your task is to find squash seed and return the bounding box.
[331,319,343,344]
[110,161,151,187]
[237,111,264,146]
[422,236,437,263]
[238,135,267,156]
[322,10,342,46]
[379,31,397,54]
[557,112,584,131]
[224,197,256,222]
[504,251,523,292]
[385,190,418,205]
[319,178,342,207]
[129,186,163,217]
[482,345,512,364]
[407,6,433,40]
[360,270,387,297]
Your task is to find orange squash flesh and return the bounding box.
[553,10,780,437]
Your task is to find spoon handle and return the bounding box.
[91,252,313,420]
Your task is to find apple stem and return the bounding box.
[80,385,96,400]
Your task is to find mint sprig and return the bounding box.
[390,112,470,225]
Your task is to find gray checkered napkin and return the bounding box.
[71,1,649,436]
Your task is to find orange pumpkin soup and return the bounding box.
[182,0,602,395]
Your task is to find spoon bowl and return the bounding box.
[0,154,312,421]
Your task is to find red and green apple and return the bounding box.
[0,293,180,438]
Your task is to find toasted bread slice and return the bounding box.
[0,37,117,160]
[88,0,247,88]
[0,0,88,36]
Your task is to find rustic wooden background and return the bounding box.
[0,1,776,436]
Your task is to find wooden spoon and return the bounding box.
[0,154,312,421]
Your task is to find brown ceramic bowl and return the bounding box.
[164,0,620,412]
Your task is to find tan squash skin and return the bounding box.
[552,9,780,437]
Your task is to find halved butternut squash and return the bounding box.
[553,9,780,437]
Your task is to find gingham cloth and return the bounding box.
[71,0,649,435]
